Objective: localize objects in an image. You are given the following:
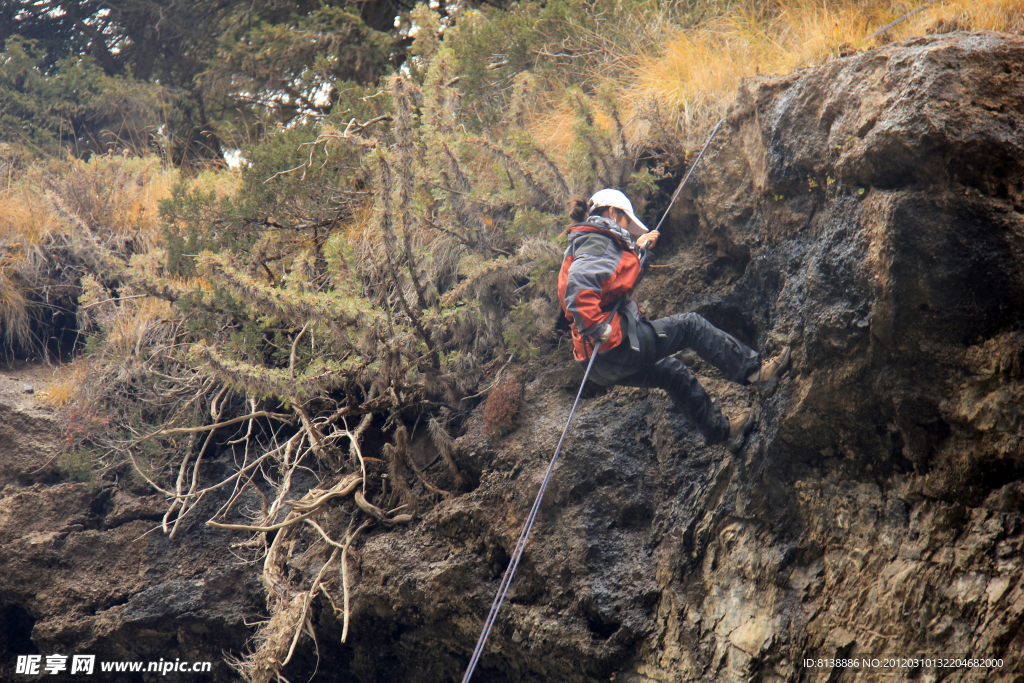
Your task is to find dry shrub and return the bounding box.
[483,373,524,437]
[100,296,174,359]
[45,154,177,248]
[0,153,180,358]
[529,0,1024,157]
[58,403,112,451]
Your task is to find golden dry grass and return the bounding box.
[0,155,183,353]
[106,167,175,244]
[930,0,1024,32]
[0,185,58,349]
[529,0,1024,154]
[184,167,240,203]
[55,154,179,247]
[0,154,183,251]
[39,361,91,406]
[0,267,31,348]
[0,187,61,248]
[641,0,1024,134]
[104,296,173,358]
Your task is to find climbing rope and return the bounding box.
[868,0,941,40]
[460,331,605,683]
[461,117,728,681]
[652,115,727,234]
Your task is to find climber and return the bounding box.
[558,188,790,452]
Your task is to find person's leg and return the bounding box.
[616,357,730,444]
[648,313,760,384]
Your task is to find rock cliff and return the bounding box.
[2,30,1023,683]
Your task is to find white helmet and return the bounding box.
[589,188,649,236]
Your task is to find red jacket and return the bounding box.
[558,218,642,361]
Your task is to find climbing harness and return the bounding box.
[461,118,728,683]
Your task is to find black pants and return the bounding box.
[583,313,760,444]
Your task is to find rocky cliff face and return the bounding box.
[2,30,1023,683]
[0,367,261,682]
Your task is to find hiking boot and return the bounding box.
[747,346,791,395]
[719,407,756,454]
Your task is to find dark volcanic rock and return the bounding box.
[687,30,1024,505]
[0,398,261,682]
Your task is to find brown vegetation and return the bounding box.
[483,373,525,438]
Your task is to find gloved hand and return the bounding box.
[590,323,612,344]
[636,230,659,250]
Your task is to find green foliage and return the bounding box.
[231,122,335,224]
[57,449,99,484]
[446,0,701,125]
[160,183,226,277]
[628,167,660,202]
[502,248,562,360]
[503,302,543,359]
[446,7,542,120]
[142,43,581,439]
[83,336,103,356]
[0,37,167,158]
[1,0,700,165]
[408,6,444,79]
[1,1,394,163]
[9,0,672,467]
[160,118,366,281]
[509,207,557,240]
[202,5,395,139]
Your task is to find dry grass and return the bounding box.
[48,154,179,247]
[0,187,61,248]
[39,361,91,406]
[182,166,240,203]
[0,154,181,256]
[529,0,1024,155]
[0,267,31,349]
[103,296,174,358]
[0,154,186,356]
[0,154,181,255]
[0,185,58,350]
[931,0,1024,32]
